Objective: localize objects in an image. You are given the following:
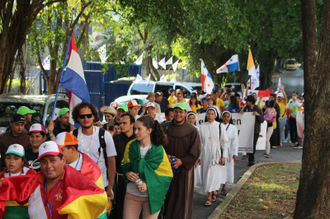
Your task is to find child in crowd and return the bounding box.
[0,144,36,218]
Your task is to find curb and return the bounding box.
[208,161,301,219]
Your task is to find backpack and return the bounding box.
[73,128,108,168]
[264,108,277,123]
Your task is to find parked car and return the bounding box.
[114,95,148,106]
[286,59,297,71]
[224,83,246,92]
[0,94,68,134]
[127,81,204,98]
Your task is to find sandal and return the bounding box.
[211,192,217,202]
[221,189,227,196]
[204,199,212,207]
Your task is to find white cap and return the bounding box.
[277,93,284,98]
[110,102,118,108]
[27,123,46,135]
[146,102,155,108]
[6,144,25,157]
[38,141,63,160]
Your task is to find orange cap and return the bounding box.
[176,91,183,96]
[55,132,79,148]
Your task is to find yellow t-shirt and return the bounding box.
[168,96,177,106]
[190,104,201,113]
[216,98,225,112]
[277,100,288,118]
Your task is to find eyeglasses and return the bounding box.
[79,114,93,119]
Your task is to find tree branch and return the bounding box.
[69,1,92,31]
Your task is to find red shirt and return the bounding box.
[39,171,67,219]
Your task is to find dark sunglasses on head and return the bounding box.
[79,114,93,119]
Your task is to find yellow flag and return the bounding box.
[247,49,255,70]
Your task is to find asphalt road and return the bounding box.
[271,67,304,96]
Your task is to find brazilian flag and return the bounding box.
[122,139,173,214]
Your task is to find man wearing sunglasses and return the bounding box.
[71,102,117,201]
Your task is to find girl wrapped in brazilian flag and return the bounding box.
[122,116,173,219]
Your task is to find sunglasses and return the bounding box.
[79,114,93,119]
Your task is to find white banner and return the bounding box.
[256,121,267,150]
[196,112,255,153]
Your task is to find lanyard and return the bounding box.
[43,180,62,219]
[226,124,230,131]
[80,127,95,154]
[75,153,81,170]
[8,169,23,176]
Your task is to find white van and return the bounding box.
[127,81,203,98]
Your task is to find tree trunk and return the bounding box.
[0,1,61,94]
[294,0,330,218]
[146,56,159,80]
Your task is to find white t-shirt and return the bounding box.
[4,166,30,177]
[72,126,117,187]
[68,153,83,171]
[151,113,164,123]
[126,145,151,197]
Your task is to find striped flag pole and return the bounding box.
[51,32,73,119]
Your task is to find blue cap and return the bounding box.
[169,88,174,94]
[202,97,208,102]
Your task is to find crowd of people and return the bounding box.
[0,84,304,218]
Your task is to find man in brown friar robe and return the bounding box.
[163,103,201,219]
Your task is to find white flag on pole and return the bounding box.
[152,57,158,69]
[159,57,166,69]
[160,75,166,82]
[172,60,179,72]
[170,75,176,82]
[201,59,214,94]
[135,74,143,82]
[146,74,151,86]
[254,65,260,89]
[134,53,144,65]
[277,77,281,91]
[165,56,173,65]
[42,55,50,70]
[98,45,107,63]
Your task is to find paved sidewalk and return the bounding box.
[192,143,303,219]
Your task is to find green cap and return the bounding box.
[117,105,128,112]
[58,107,69,117]
[17,106,36,116]
[172,103,187,111]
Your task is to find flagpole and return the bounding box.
[51,33,74,119]
[239,71,242,98]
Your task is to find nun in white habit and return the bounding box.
[186,111,202,187]
[220,111,239,195]
[200,107,229,206]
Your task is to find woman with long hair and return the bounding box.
[189,94,201,113]
[227,96,241,113]
[0,144,36,218]
[200,107,229,207]
[219,111,239,195]
[263,100,277,158]
[122,116,173,219]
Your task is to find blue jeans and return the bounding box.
[285,120,290,140]
[279,117,286,142]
